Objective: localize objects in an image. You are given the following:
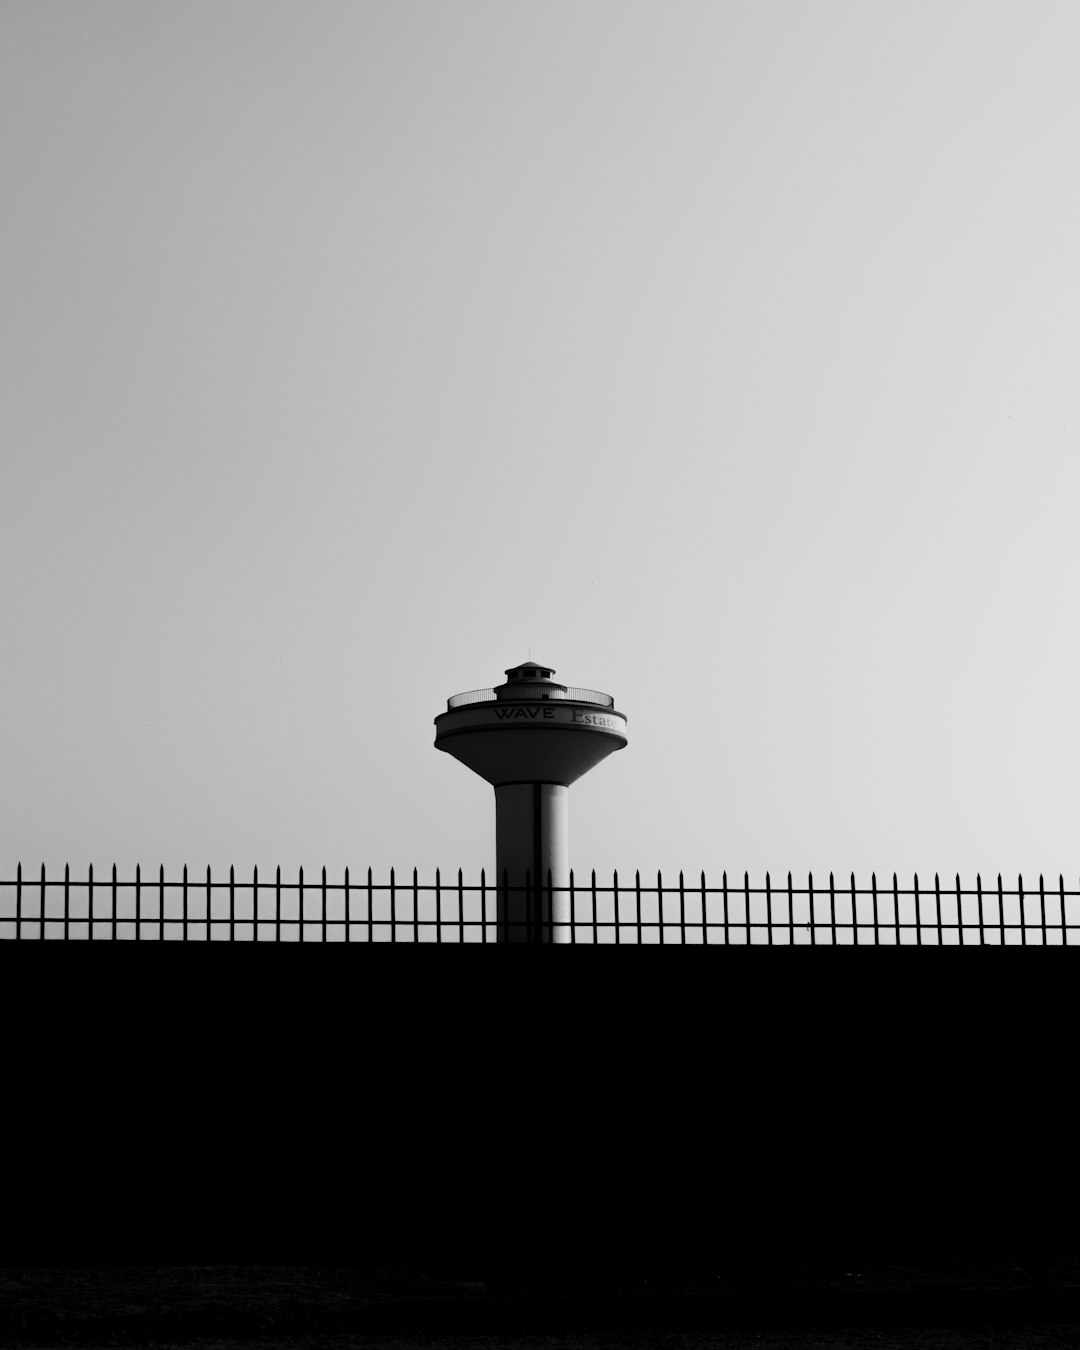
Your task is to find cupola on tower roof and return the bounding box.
[494,664,569,707]
[495,661,565,699]
[504,660,556,680]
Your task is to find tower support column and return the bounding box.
[495,783,570,943]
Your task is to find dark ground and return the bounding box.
[3,1259,1080,1348]
[3,945,1076,1347]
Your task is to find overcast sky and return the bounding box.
[3,0,1079,892]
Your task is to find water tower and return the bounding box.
[434,661,628,942]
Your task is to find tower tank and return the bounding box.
[434,661,628,942]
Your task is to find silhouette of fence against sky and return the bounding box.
[1,864,1078,942]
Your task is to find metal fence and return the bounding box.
[1,865,1078,942]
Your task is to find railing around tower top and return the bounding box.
[447,686,615,709]
[1,865,1077,943]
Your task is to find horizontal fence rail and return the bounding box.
[1,866,1078,943]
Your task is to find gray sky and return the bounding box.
[3,0,1079,888]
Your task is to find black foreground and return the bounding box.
[3,1262,1080,1344]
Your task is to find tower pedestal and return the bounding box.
[495,783,569,943]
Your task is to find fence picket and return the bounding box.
[787,871,794,946]
[636,870,643,944]
[976,872,984,945]
[1019,874,1026,947]
[955,874,962,947]
[808,872,814,946]
[1040,874,1047,946]
[849,873,856,947]
[998,874,1005,945]
[765,872,772,946]
[1061,875,1068,947]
